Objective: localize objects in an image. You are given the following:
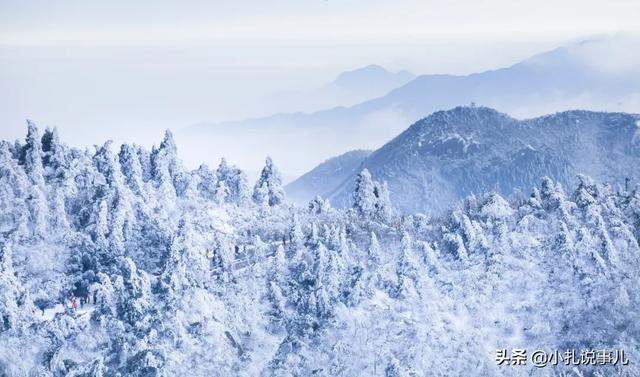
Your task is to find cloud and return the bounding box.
[566,34,640,74]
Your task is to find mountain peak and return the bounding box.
[332,65,415,91]
[431,105,507,119]
[406,106,513,134]
[335,64,391,80]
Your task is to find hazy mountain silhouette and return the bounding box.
[184,35,640,178]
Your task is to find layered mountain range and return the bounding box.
[184,35,640,177]
[265,64,415,114]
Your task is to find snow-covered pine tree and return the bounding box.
[308,196,330,215]
[312,240,327,284]
[395,232,421,298]
[49,189,70,231]
[0,241,20,332]
[253,157,285,207]
[253,180,270,209]
[194,163,217,201]
[373,181,393,222]
[159,217,203,309]
[88,199,110,250]
[118,143,147,199]
[0,143,31,239]
[113,257,152,327]
[345,259,373,307]
[250,235,268,277]
[150,131,180,202]
[22,120,46,188]
[18,122,49,238]
[287,213,305,258]
[267,280,286,327]
[210,233,236,285]
[157,130,180,177]
[26,183,48,238]
[41,127,69,182]
[367,231,381,270]
[353,169,376,218]
[442,196,490,260]
[337,225,350,259]
[216,158,249,205]
[136,145,153,182]
[324,246,346,306]
[271,244,287,287]
[419,241,441,276]
[93,142,134,254]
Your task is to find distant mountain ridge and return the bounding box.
[291,106,640,213]
[183,35,640,178]
[331,64,415,96]
[257,64,415,116]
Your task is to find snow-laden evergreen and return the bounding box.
[253,157,285,207]
[1,124,639,376]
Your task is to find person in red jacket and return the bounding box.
[71,296,78,311]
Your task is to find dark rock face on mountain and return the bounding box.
[285,149,371,204]
[321,107,640,213]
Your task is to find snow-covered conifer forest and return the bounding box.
[1,121,640,377]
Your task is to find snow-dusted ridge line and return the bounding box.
[302,106,640,213]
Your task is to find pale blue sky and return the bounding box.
[2,0,639,45]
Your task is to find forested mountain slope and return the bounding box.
[1,124,639,376]
[321,106,640,213]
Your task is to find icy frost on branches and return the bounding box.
[1,124,639,376]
